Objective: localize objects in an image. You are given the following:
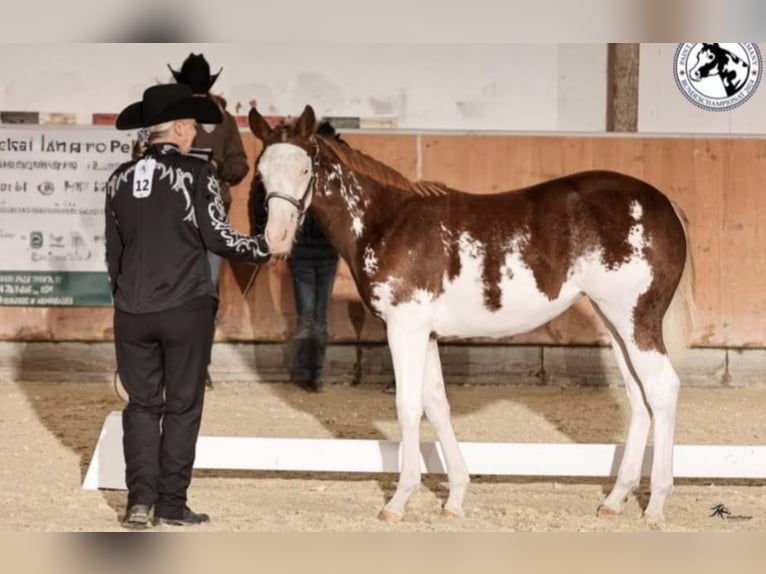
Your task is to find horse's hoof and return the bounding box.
[597,504,621,518]
[642,512,665,529]
[378,509,403,522]
[440,508,461,519]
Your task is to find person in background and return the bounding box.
[169,52,250,387]
[107,83,270,530]
[285,199,339,393]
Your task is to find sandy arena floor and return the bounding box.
[0,377,764,532]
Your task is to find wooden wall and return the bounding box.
[1,132,764,348]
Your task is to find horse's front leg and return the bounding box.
[422,339,469,517]
[379,314,431,522]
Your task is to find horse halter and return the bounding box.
[263,138,320,220]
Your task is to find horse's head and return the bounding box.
[249,104,318,256]
[689,43,724,81]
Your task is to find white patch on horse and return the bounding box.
[630,200,643,221]
[351,217,364,237]
[430,232,579,338]
[627,224,648,251]
[370,279,397,316]
[363,245,378,276]
[626,203,649,253]
[578,248,654,344]
[322,163,341,195]
[412,288,435,305]
[369,277,435,316]
[439,223,455,250]
[330,163,367,237]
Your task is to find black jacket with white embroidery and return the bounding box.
[105,143,270,314]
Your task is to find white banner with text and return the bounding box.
[0,125,135,306]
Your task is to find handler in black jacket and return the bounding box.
[106,84,270,529]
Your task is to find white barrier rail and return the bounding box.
[83,411,766,491]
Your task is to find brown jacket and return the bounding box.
[193,94,249,211]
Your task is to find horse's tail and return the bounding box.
[662,201,697,357]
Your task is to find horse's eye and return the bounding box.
[302,169,309,175]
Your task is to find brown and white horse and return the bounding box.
[249,105,696,525]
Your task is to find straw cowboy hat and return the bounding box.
[168,53,222,95]
[115,84,223,130]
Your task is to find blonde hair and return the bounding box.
[147,121,175,134]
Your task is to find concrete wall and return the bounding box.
[0,43,607,132]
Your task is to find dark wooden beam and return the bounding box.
[606,43,640,132]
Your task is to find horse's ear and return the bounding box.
[248,107,272,142]
[294,105,316,139]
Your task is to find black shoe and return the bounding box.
[295,378,323,393]
[383,380,396,394]
[153,507,210,526]
[308,379,324,393]
[205,371,213,389]
[121,504,151,530]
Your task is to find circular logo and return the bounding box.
[674,43,761,112]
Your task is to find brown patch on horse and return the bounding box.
[319,136,448,197]
[482,242,505,311]
[632,202,687,353]
[442,172,684,316]
[572,172,687,352]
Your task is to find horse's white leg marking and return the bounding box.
[380,307,433,521]
[593,298,679,525]
[421,339,469,517]
[631,351,679,525]
[598,330,651,516]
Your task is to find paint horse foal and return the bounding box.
[250,105,695,525]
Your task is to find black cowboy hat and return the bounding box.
[115,84,223,130]
[168,53,222,95]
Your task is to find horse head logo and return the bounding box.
[689,43,750,96]
[675,43,761,111]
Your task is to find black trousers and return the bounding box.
[114,296,216,518]
[288,256,338,383]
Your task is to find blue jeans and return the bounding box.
[288,256,339,383]
[207,252,223,291]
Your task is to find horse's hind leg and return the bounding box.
[597,330,651,517]
[626,347,680,525]
[594,301,680,525]
[422,339,469,517]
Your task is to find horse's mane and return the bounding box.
[702,43,741,63]
[315,122,448,197]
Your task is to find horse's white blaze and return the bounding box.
[630,200,643,221]
[258,143,312,254]
[259,143,312,198]
[363,246,378,276]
